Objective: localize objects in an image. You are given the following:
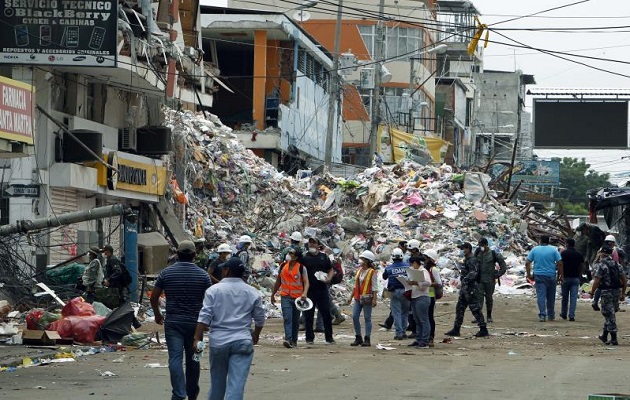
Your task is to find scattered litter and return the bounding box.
[144,363,168,368]
[112,356,126,363]
[96,370,117,377]
[376,344,396,350]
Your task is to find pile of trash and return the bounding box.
[162,109,548,314]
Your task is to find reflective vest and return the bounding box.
[278,261,305,298]
[352,268,375,300]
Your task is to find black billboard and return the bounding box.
[0,0,117,67]
[533,100,628,148]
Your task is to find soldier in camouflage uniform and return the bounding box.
[445,242,489,338]
[590,245,627,346]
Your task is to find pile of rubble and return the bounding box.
[163,109,548,311]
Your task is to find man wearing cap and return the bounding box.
[151,241,212,400]
[474,238,506,323]
[446,243,488,337]
[301,237,335,344]
[589,245,627,345]
[526,236,563,322]
[592,235,620,311]
[206,244,232,284]
[560,238,585,321]
[194,257,265,400]
[271,247,310,348]
[82,247,104,303]
[102,244,129,307]
[382,247,410,339]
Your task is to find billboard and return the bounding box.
[0,76,34,145]
[0,0,117,67]
[533,100,628,148]
[489,160,560,186]
[378,127,450,164]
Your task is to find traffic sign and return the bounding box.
[3,184,40,198]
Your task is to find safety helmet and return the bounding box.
[392,248,404,260]
[407,239,421,250]
[605,234,616,243]
[217,243,232,253]
[423,249,439,261]
[239,235,253,244]
[359,250,376,262]
[290,231,303,242]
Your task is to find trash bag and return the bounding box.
[49,315,106,343]
[97,302,135,343]
[92,301,112,316]
[46,263,86,285]
[121,332,151,347]
[26,309,61,330]
[61,297,95,317]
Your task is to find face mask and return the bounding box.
[308,247,317,255]
[479,246,486,252]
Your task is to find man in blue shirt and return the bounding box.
[194,257,265,400]
[382,248,410,340]
[526,236,563,322]
[151,240,212,400]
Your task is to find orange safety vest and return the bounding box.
[278,260,305,299]
[352,268,375,300]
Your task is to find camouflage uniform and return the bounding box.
[453,255,486,329]
[594,257,624,333]
[475,249,507,319]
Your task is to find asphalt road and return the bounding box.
[0,294,629,400]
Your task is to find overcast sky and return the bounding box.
[472,0,630,183]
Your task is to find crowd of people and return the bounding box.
[87,222,628,400]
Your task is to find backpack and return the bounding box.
[606,262,622,290]
[119,263,133,287]
[330,260,344,285]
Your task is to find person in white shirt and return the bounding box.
[406,256,432,349]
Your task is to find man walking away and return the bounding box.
[526,236,563,322]
[592,235,619,311]
[194,257,265,400]
[151,241,211,400]
[446,242,488,338]
[560,238,585,321]
[206,243,232,284]
[474,238,507,323]
[236,235,254,281]
[590,245,627,346]
[102,244,129,308]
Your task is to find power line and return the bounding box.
[489,0,592,27]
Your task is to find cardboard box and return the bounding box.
[22,330,61,345]
[589,395,630,400]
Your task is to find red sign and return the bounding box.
[0,76,34,145]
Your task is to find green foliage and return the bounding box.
[552,157,611,214]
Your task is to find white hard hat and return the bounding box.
[359,250,376,262]
[217,243,232,253]
[605,235,616,243]
[423,249,439,261]
[239,235,253,244]
[392,248,404,260]
[295,297,313,312]
[290,231,303,242]
[407,239,421,250]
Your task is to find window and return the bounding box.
[0,198,8,225]
[358,25,375,57]
[358,25,423,60]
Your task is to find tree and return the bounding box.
[553,157,611,214]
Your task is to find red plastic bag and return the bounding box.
[26,309,44,330]
[62,297,95,317]
[49,315,106,343]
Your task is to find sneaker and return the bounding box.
[378,323,392,330]
[394,335,404,340]
[569,317,575,322]
[487,317,493,323]
[538,317,546,322]
[306,340,314,345]
[291,341,298,347]
[592,303,601,311]
[283,340,292,349]
[402,333,409,339]
[332,315,346,325]
[417,343,430,349]
[471,319,479,324]
[560,315,567,320]
[325,340,336,345]
[428,339,434,348]
[407,341,420,347]
[445,329,461,337]
[548,317,555,321]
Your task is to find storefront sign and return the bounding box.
[0,76,34,144]
[98,151,167,195]
[0,0,117,67]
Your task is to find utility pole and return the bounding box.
[369,0,385,158]
[324,0,344,168]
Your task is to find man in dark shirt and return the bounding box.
[301,237,335,344]
[102,244,128,308]
[560,238,585,321]
[206,243,232,284]
[151,240,212,400]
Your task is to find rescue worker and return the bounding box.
[102,244,129,308]
[236,235,254,281]
[589,245,627,346]
[382,248,410,340]
[82,247,104,303]
[279,231,304,261]
[348,250,378,347]
[474,238,507,323]
[206,243,232,284]
[193,239,208,269]
[423,249,443,347]
[271,247,310,348]
[445,242,489,337]
[592,235,619,311]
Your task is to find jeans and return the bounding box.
[352,300,373,337]
[535,275,557,319]
[410,296,431,344]
[164,322,199,400]
[280,296,300,342]
[304,289,333,342]
[561,277,580,319]
[389,288,410,337]
[208,339,254,400]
